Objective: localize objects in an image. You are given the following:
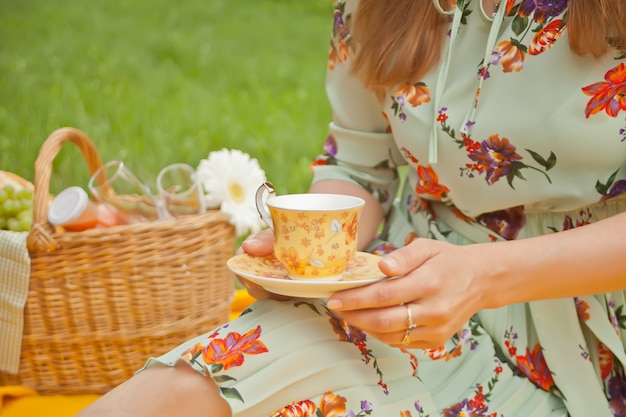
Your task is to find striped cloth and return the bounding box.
[0,231,30,374]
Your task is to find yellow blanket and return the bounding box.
[0,289,255,417]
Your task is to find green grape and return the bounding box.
[17,209,32,230]
[16,188,33,200]
[0,184,34,231]
[6,217,21,232]
[2,199,16,215]
[3,185,15,199]
[21,198,33,209]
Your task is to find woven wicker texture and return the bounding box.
[0,127,236,395]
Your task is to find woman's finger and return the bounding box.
[328,271,433,311]
[241,229,274,256]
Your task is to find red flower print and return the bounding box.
[528,19,565,55]
[311,157,330,168]
[494,40,526,73]
[415,165,450,199]
[598,342,615,380]
[468,135,522,185]
[516,344,556,392]
[582,63,626,118]
[575,298,590,322]
[202,325,268,370]
[270,399,316,417]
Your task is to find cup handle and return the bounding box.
[255,181,276,230]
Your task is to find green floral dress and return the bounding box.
[143,1,626,415]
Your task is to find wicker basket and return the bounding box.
[0,127,236,395]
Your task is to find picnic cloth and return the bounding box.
[0,386,98,417]
[0,231,30,374]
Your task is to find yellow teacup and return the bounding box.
[255,182,364,281]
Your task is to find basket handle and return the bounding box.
[27,127,104,252]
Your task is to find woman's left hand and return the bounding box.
[327,238,490,349]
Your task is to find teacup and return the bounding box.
[255,182,364,281]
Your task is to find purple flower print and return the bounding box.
[478,205,526,240]
[602,179,626,201]
[442,398,489,417]
[608,373,626,416]
[468,135,522,185]
[323,134,338,157]
[518,0,568,23]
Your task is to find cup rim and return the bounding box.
[266,193,365,211]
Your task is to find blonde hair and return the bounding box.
[349,0,626,92]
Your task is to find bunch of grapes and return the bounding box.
[0,185,34,232]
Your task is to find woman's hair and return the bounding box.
[350,0,626,92]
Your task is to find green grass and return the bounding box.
[0,0,333,196]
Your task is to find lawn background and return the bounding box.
[0,0,333,196]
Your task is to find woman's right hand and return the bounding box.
[236,229,294,301]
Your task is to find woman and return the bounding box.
[77,0,626,415]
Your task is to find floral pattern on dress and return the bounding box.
[181,324,268,402]
[269,391,374,417]
[437,106,557,188]
[311,133,396,207]
[400,400,431,417]
[502,326,562,397]
[441,361,505,417]
[582,62,626,143]
[424,322,483,362]
[328,1,352,70]
[296,300,406,395]
[476,205,525,240]
[266,301,428,416]
[392,83,432,123]
[400,146,451,201]
[490,1,567,74]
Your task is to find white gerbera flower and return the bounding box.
[196,149,266,238]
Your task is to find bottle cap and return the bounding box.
[48,186,89,226]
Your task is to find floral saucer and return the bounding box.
[227,251,388,298]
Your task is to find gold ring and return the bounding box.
[401,304,417,345]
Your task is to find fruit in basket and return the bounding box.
[0,185,33,231]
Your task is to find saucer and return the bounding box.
[227,251,388,298]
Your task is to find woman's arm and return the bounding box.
[481,210,626,308]
[327,210,626,349]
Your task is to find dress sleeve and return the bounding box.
[310,0,405,213]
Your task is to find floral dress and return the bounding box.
[143,0,626,416]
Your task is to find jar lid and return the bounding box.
[48,186,89,226]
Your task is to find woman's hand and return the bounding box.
[236,229,294,301]
[327,238,488,349]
